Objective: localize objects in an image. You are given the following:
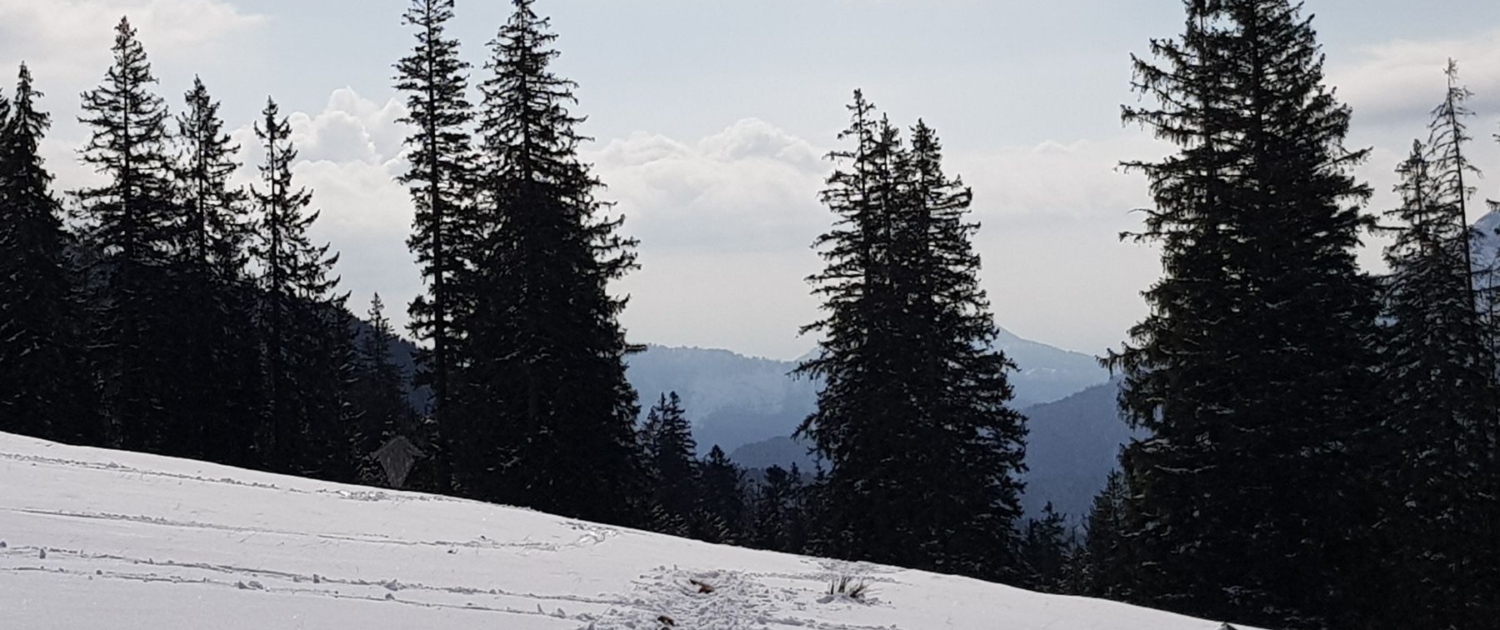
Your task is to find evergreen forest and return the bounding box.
[1,2,1498,628]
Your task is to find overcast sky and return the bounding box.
[3,0,1500,360]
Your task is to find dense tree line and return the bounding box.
[1082,2,1500,629]
[0,0,1042,585]
[0,18,405,486]
[5,2,1500,628]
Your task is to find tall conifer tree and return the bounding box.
[461,0,645,525]
[1378,134,1493,630]
[1109,2,1380,627]
[176,79,250,283]
[0,65,91,441]
[905,120,1028,577]
[173,77,259,466]
[75,18,181,452]
[798,92,1027,581]
[395,0,476,491]
[249,98,352,479]
[797,91,906,565]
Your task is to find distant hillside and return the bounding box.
[388,327,1110,462]
[730,380,1136,522]
[992,327,1111,408]
[1018,379,1140,521]
[627,329,1108,456]
[624,346,819,455]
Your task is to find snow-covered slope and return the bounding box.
[0,432,1251,630]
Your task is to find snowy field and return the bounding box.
[0,432,1248,629]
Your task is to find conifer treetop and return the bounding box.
[80,17,169,158]
[6,63,51,183]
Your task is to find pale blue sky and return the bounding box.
[3,0,1500,359]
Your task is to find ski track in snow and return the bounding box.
[0,450,458,504]
[2,506,616,554]
[0,543,624,623]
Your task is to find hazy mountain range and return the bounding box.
[388,325,1126,520]
[624,329,1125,520]
[624,327,1111,455]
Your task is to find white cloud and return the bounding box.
[596,120,1168,357]
[953,136,1167,223]
[288,89,409,165]
[0,0,265,84]
[1330,28,1500,126]
[226,88,419,335]
[588,119,830,254]
[295,156,420,330]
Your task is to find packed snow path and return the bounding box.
[0,433,1249,629]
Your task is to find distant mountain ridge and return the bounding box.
[624,345,819,455]
[990,327,1113,407]
[728,380,1138,521]
[625,328,1109,456]
[388,324,1122,513]
[1018,379,1138,520]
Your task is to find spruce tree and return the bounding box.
[1020,503,1070,594]
[1082,469,1133,600]
[351,294,418,486]
[249,98,352,480]
[75,18,181,452]
[797,92,1027,581]
[693,445,746,544]
[749,464,806,553]
[172,77,259,467]
[1376,70,1496,624]
[461,0,645,525]
[906,120,1028,578]
[0,64,91,442]
[1486,116,1500,630]
[799,464,832,556]
[1109,2,1381,627]
[395,0,476,492]
[797,91,904,564]
[640,392,698,535]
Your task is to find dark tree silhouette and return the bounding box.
[640,392,698,535]
[249,98,352,480]
[395,0,477,492]
[797,91,1027,582]
[0,64,92,442]
[172,77,260,467]
[1109,2,1381,627]
[457,0,646,525]
[75,18,181,452]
